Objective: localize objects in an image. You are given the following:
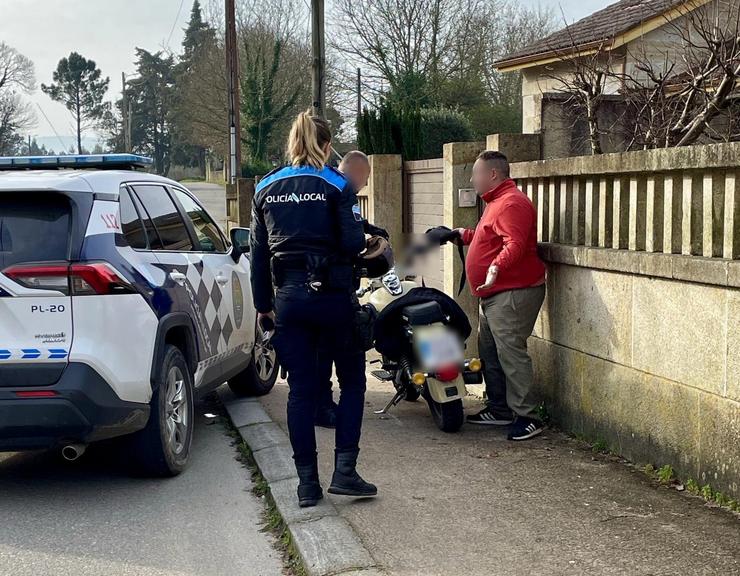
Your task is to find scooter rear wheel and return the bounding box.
[425,395,464,433]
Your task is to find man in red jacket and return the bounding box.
[455,151,546,440]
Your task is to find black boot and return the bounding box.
[328,450,377,497]
[296,461,323,508]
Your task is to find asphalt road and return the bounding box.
[0,181,281,576]
[0,402,284,576]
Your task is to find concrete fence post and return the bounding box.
[366,155,403,251]
[682,173,703,256]
[663,175,682,254]
[442,142,485,354]
[724,171,739,259]
[225,182,237,226]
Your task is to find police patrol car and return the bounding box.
[0,154,278,476]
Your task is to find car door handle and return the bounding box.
[169,271,187,286]
[215,273,229,286]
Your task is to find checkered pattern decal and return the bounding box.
[165,255,236,357]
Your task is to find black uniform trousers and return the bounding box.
[273,283,366,466]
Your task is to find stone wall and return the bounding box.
[531,245,739,498]
[510,141,740,498]
[365,138,740,498]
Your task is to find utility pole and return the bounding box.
[225,0,242,184]
[311,0,326,118]
[121,72,131,152]
[356,68,362,118]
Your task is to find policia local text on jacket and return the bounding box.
[250,161,376,506]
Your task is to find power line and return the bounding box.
[166,0,187,49]
[34,103,67,151]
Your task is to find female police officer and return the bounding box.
[249,110,377,507]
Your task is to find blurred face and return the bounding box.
[342,160,371,192]
[471,159,498,196]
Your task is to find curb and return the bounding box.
[218,387,383,576]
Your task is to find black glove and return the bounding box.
[363,220,389,240]
[425,226,461,246]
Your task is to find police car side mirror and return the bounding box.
[230,227,250,262]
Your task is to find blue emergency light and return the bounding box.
[0,154,154,170]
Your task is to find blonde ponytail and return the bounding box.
[287,109,332,169]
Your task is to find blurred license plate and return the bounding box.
[417,330,464,370]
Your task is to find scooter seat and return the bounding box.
[401,301,446,326]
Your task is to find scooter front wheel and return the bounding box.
[403,386,421,402]
[425,396,464,433]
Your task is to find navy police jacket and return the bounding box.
[249,164,366,313]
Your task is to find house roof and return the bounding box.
[495,0,701,71]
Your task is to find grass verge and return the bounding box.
[219,409,307,576]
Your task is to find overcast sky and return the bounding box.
[1,0,613,149]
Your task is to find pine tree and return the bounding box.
[180,1,215,73]
[41,53,109,154]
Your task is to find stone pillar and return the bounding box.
[486,133,541,162]
[236,177,255,227]
[442,141,485,356]
[367,155,403,252]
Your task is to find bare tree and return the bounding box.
[330,0,495,103]
[0,42,36,93]
[483,4,557,108]
[0,43,35,155]
[540,39,619,155]
[0,94,34,154]
[623,0,740,148]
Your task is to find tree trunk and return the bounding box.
[586,100,602,155]
[676,66,738,148]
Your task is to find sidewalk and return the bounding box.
[252,360,740,576]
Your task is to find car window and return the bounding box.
[172,189,226,253]
[128,188,163,250]
[0,193,70,268]
[132,185,193,251]
[119,188,148,249]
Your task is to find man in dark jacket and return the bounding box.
[315,150,382,428]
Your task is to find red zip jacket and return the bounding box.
[461,179,546,298]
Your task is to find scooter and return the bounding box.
[357,234,483,433]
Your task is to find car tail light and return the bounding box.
[3,262,133,295]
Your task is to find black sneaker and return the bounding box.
[466,407,515,426]
[507,417,545,441]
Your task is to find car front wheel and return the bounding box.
[228,320,278,397]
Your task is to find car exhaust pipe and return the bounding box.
[61,444,87,462]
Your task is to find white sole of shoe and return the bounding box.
[466,419,514,426]
[509,427,545,441]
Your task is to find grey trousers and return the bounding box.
[478,284,546,419]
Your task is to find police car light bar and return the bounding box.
[0,154,154,171]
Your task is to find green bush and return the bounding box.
[357,103,472,161]
[241,158,274,178]
[417,108,473,159]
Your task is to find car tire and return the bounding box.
[128,345,194,477]
[228,321,278,397]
